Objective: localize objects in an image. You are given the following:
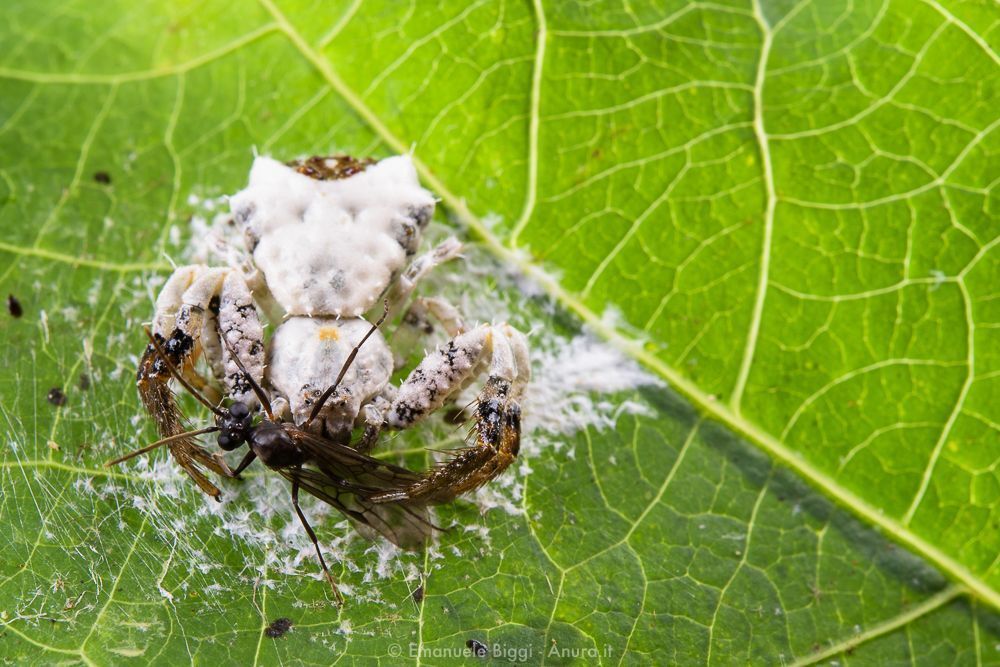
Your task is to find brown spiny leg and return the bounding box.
[133,265,265,499]
[136,331,231,499]
[373,324,529,504]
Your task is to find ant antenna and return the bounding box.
[144,327,223,417]
[104,426,220,467]
[218,330,276,421]
[305,300,390,428]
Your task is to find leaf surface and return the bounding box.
[1,0,999,664]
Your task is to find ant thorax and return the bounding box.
[246,422,303,469]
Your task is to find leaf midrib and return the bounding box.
[254,0,1000,612]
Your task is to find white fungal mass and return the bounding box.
[267,318,393,429]
[229,156,435,317]
[146,150,532,506]
[123,153,663,593]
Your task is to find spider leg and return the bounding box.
[383,237,462,323]
[375,323,530,504]
[135,265,266,499]
[291,469,344,606]
[356,392,392,455]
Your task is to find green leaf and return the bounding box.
[1,0,999,664]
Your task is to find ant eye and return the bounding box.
[230,402,250,419]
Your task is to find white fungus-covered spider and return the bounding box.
[131,154,530,505]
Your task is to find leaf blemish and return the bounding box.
[6,294,23,318]
[46,387,67,407]
[265,617,293,638]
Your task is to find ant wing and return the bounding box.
[284,426,424,489]
[275,465,434,549]
[169,440,231,499]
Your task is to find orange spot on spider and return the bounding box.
[318,327,340,341]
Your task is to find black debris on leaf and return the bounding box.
[412,584,424,603]
[265,618,293,638]
[78,374,91,391]
[466,639,488,658]
[47,388,67,407]
[7,294,22,318]
[93,171,111,184]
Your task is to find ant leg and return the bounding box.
[232,450,257,477]
[291,471,344,606]
[377,324,529,504]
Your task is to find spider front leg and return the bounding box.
[136,265,265,498]
[357,390,394,455]
[384,237,463,323]
[373,323,530,504]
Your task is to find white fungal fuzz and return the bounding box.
[135,152,590,595]
[389,327,487,428]
[267,317,394,436]
[228,156,435,317]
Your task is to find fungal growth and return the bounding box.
[111,153,532,601]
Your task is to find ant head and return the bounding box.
[216,401,253,451]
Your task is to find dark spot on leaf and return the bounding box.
[412,585,424,603]
[93,171,111,184]
[7,294,22,318]
[265,617,293,638]
[78,374,91,391]
[466,639,488,658]
[47,387,67,407]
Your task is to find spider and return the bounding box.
[131,153,530,505]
